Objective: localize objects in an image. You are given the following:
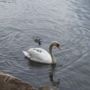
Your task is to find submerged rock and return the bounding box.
[0,72,33,90]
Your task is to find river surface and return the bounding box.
[0,0,90,90]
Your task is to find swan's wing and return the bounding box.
[28,48,52,64]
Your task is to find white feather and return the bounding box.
[22,51,30,58]
[29,48,52,64]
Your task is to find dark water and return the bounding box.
[0,0,90,89]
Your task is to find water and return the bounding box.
[0,0,90,89]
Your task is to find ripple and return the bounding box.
[0,0,90,89]
[0,0,16,3]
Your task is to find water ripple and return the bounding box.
[0,0,90,89]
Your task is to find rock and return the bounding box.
[0,72,33,90]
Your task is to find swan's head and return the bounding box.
[51,41,60,49]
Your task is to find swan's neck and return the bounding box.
[49,44,56,63]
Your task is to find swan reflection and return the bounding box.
[49,64,60,88]
[39,64,60,90]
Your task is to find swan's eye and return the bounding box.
[56,44,60,48]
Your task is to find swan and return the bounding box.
[23,41,60,64]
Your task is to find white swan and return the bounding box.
[23,41,60,64]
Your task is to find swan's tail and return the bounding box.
[22,51,30,58]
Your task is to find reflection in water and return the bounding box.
[38,64,60,90]
[49,64,60,89]
[49,65,55,82]
[27,60,60,90]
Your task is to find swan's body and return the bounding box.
[23,41,60,64]
[23,48,52,64]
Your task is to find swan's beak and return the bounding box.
[56,43,62,50]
